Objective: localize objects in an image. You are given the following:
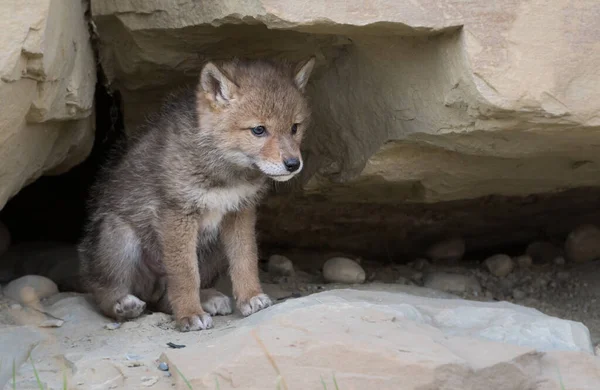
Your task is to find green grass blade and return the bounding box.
[12,359,16,390]
[174,366,193,390]
[332,373,339,390]
[29,357,44,390]
[320,374,328,390]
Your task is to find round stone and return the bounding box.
[267,254,295,276]
[4,275,59,306]
[322,257,366,284]
[565,224,600,263]
[485,254,514,277]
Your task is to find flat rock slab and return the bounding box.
[163,289,599,389]
[0,325,46,389]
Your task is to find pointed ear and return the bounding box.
[293,56,316,92]
[200,62,238,105]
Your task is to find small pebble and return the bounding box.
[322,257,366,284]
[141,376,159,387]
[485,254,514,277]
[565,224,600,263]
[4,275,59,306]
[515,255,533,268]
[39,318,64,328]
[556,271,570,281]
[526,241,562,264]
[267,255,295,276]
[425,237,465,262]
[512,289,526,300]
[158,362,169,371]
[9,303,22,310]
[423,272,482,294]
[126,354,142,361]
[104,322,121,330]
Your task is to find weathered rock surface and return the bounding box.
[0,325,45,389]
[565,224,600,263]
[267,254,295,276]
[91,0,600,257]
[0,0,96,210]
[485,254,514,277]
[322,257,366,284]
[3,286,600,389]
[163,289,598,389]
[4,275,58,307]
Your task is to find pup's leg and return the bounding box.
[151,288,232,316]
[79,215,147,320]
[221,207,272,316]
[200,289,233,315]
[161,210,212,331]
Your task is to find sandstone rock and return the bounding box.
[4,275,58,306]
[515,254,533,268]
[0,0,96,210]
[526,241,563,264]
[162,289,597,390]
[425,237,466,262]
[485,254,514,277]
[322,257,366,284]
[0,326,46,389]
[423,272,482,294]
[565,224,600,263]
[90,1,600,258]
[267,254,294,276]
[0,221,10,257]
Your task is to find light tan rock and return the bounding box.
[162,289,598,390]
[322,257,366,284]
[0,0,96,210]
[267,254,295,276]
[565,224,600,263]
[4,275,59,307]
[485,254,514,277]
[92,0,600,204]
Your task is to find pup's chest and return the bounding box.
[198,182,263,212]
[193,182,263,231]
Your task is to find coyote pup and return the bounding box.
[79,57,315,331]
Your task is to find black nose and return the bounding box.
[283,158,301,172]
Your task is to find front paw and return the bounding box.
[238,293,272,317]
[176,312,213,332]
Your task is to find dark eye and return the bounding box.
[251,126,266,136]
[291,123,299,135]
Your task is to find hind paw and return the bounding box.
[114,294,146,320]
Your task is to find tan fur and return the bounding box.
[78,57,316,331]
[161,210,203,322]
[221,207,262,305]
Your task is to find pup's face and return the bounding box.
[197,58,315,182]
